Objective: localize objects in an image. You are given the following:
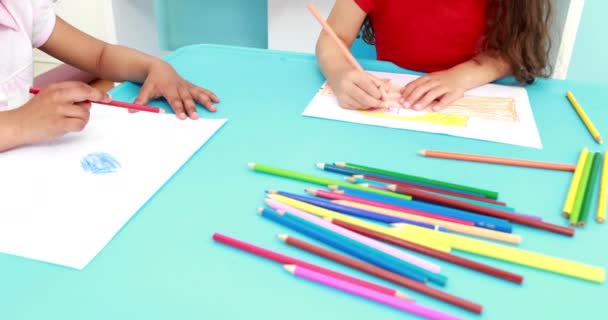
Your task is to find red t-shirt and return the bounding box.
[355,0,487,72]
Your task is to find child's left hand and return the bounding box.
[399,69,466,112]
[133,61,220,120]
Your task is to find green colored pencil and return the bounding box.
[570,152,596,225]
[248,163,411,200]
[338,162,499,199]
[579,152,603,227]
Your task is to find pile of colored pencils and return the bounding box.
[563,147,608,225]
[212,162,606,318]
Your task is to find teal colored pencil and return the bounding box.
[570,152,596,225]
[281,212,447,286]
[579,153,603,227]
[248,163,411,200]
[339,162,499,199]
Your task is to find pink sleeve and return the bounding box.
[30,0,56,48]
[354,0,376,13]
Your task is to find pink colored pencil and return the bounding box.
[212,233,408,299]
[29,87,165,114]
[265,199,441,274]
[311,188,475,226]
[285,265,462,320]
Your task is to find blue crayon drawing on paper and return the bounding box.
[81,152,121,175]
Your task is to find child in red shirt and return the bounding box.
[316,0,551,111]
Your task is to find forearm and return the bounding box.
[40,17,161,84]
[316,34,355,86]
[450,52,512,90]
[93,44,159,83]
[0,111,22,152]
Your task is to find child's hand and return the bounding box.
[330,69,384,110]
[400,69,465,112]
[133,61,220,120]
[14,82,111,145]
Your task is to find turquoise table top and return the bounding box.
[1,44,607,319]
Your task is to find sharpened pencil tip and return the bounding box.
[418,149,427,156]
[334,162,346,167]
[284,264,296,273]
[266,190,278,194]
[327,185,339,191]
[276,209,286,216]
[395,291,413,301]
[247,163,255,169]
[257,207,264,214]
[278,234,288,241]
[597,217,605,223]
[357,183,369,187]
[316,163,325,169]
[159,109,167,114]
[304,188,316,195]
[344,176,356,183]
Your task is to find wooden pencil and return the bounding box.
[569,152,596,225]
[418,149,576,171]
[598,151,608,223]
[211,232,408,298]
[563,148,590,217]
[392,185,575,236]
[579,152,603,227]
[331,218,524,284]
[335,162,499,199]
[30,87,165,114]
[566,91,603,144]
[284,264,462,320]
[280,235,482,314]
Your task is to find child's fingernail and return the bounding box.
[403,101,411,108]
[414,104,423,110]
[191,112,199,118]
[106,94,112,102]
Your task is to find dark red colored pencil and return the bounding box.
[359,174,507,206]
[393,185,575,237]
[308,188,475,226]
[280,234,483,314]
[212,233,401,297]
[331,218,524,284]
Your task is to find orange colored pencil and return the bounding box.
[307,4,363,72]
[419,149,576,172]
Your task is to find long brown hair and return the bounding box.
[360,1,552,83]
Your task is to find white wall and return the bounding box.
[268,0,334,53]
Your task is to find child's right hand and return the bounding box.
[13,82,111,145]
[329,69,384,110]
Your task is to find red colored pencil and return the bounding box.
[358,174,507,206]
[29,87,164,114]
[330,218,524,284]
[212,233,405,299]
[306,188,476,226]
[280,234,483,314]
[392,186,575,236]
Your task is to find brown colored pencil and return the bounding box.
[392,185,575,237]
[330,218,524,284]
[279,234,483,314]
[419,149,576,171]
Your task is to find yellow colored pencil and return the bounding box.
[265,194,451,253]
[566,91,603,144]
[598,151,608,223]
[398,224,605,283]
[334,200,522,245]
[562,148,589,217]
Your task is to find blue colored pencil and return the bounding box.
[259,207,446,285]
[270,191,409,224]
[331,186,513,233]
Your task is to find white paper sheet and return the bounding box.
[0,105,226,269]
[303,71,542,148]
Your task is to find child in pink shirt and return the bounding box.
[0,0,219,152]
